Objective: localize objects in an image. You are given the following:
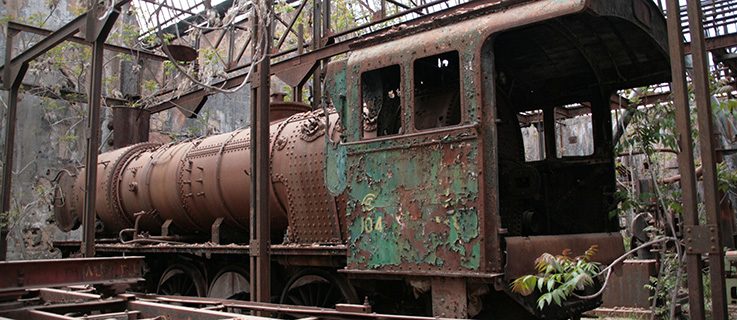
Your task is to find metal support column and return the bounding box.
[0,29,23,262]
[311,0,322,109]
[685,1,728,318]
[249,0,273,308]
[665,0,705,318]
[81,6,119,257]
[0,86,18,262]
[1,30,20,219]
[81,39,105,257]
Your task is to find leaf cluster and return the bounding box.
[510,245,601,310]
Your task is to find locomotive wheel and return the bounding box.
[279,268,358,308]
[157,263,207,297]
[208,266,250,299]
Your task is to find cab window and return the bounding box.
[361,65,402,139]
[414,51,461,130]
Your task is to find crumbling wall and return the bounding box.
[0,0,90,260]
[0,0,253,259]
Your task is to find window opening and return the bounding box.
[517,109,545,162]
[361,65,402,138]
[414,51,461,130]
[554,104,594,157]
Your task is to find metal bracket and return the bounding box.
[161,219,174,237]
[684,224,719,254]
[211,217,224,245]
[249,240,270,257]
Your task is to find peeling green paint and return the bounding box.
[339,36,486,274]
[346,138,483,272]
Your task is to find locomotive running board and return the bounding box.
[339,268,503,280]
[504,233,624,280]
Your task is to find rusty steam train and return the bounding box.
[52,0,671,318]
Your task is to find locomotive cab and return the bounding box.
[326,0,670,317]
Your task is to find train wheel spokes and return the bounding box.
[208,266,250,300]
[157,263,207,297]
[279,268,358,309]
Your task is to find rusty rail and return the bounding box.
[0,256,144,295]
[0,289,460,320]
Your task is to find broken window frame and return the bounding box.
[359,64,404,140]
[412,50,463,131]
[553,103,595,158]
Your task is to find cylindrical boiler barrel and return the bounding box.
[52,102,336,240]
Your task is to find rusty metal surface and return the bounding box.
[665,0,707,318]
[586,307,652,319]
[0,256,144,295]
[601,260,657,309]
[54,241,347,256]
[685,224,721,254]
[0,293,271,320]
[111,107,151,149]
[431,278,468,318]
[35,288,101,303]
[271,110,343,243]
[686,0,730,317]
[1,289,464,320]
[55,104,336,240]
[136,294,462,320]
[504,233,625,280]
[333,0,667,277]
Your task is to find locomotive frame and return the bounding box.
[39,0,672,318]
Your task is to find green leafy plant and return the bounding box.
[511,245,601,310]
[644,252,682,318]
[717,162,737,194]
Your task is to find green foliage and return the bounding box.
[616,88,678,157]
[163,61,178,77]
[331,0,358,31]
[717,162,737,194]
[119,24,141,47]
[275,0,296,15]
[142,79,160,94]
[141,33,159,47]
[200,48,222,66]
[41,97,64,113]
[59,133,78,143]
[0,209,20,230]
[644,253,684,318]
[162,33,176,45]
[510,246,601,310]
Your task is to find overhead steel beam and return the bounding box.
[684,33,737,54]
[17,82,131,105]
[1,14,86,89]
[6,21,168,62]
[147,40,351,113]
[0,256,144,294]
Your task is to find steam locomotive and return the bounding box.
[52,0,671,318]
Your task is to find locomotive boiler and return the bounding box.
[54,102,340,244]
[50,0,672,318]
